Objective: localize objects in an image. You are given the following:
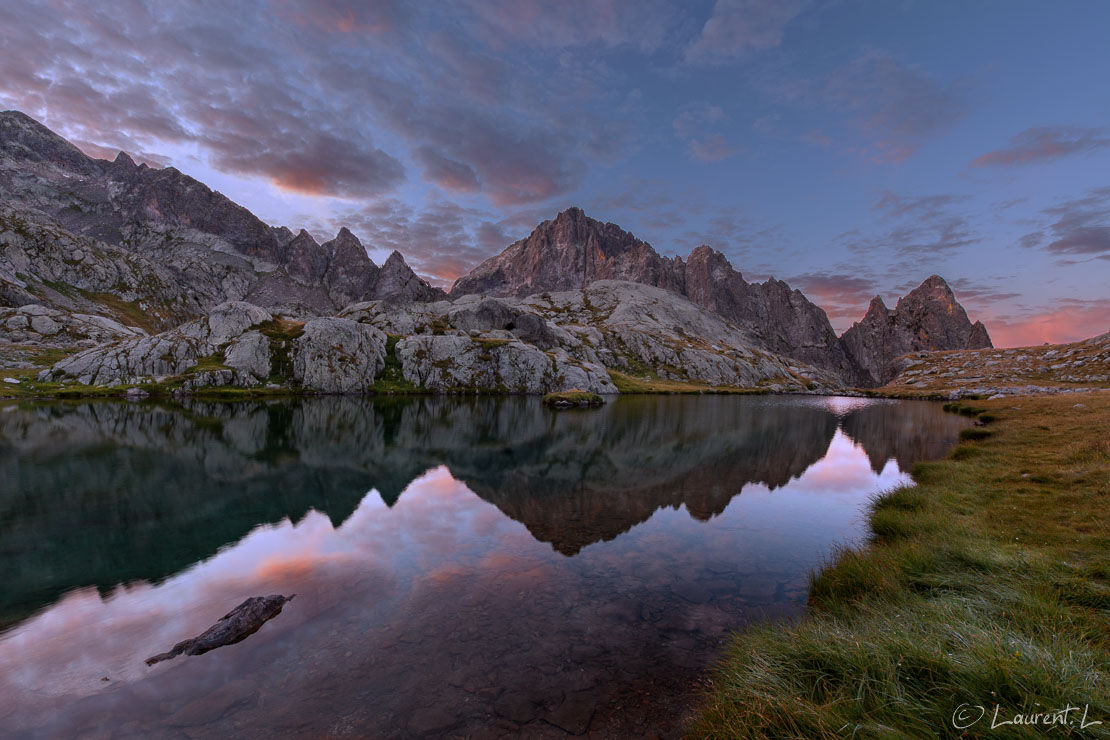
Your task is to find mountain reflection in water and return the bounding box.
[0,395,967,738]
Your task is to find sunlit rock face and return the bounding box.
[839,275,993,386]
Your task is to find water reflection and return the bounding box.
[0,395,967,738]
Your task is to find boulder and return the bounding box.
[396,334,616,394]
[291,318,387,393]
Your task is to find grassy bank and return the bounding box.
[692,392,1110,738]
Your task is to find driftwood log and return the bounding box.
[146,594,295,665]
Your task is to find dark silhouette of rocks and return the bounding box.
[145,595,295,665]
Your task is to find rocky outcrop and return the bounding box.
[880,329,1109,398]
[396,334,617,394]
[343,281,838,392]
[323,228,378,307]
[1,303,144,351]
[451,208,855,381]
[291,318,387,393]
[839,276,992,386]
[683,246,856,379]
[40,301,274,386]
[145,595,295,665]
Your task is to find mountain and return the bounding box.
[452,207,857,379]
[0,110,443,324]
[2,111,995,396]
[839,276,992,386]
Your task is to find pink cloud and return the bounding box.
[982,299,1110,347]
[971,126,1109,168]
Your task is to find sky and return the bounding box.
[1,0,1108,346]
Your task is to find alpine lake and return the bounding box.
[0,394,969,738]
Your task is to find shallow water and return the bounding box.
[0,395,967,738]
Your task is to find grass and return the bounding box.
[692,391,1110,739]
[370,335,422,394]
[185,351,228,373]
[542,389,605,407]
[78,290,172,334]
[608,369,768,395]
[257,318,305,381]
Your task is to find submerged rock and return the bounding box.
[145,594,294,665]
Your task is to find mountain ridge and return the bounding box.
[451,206,991,385]
[1,110,994,394]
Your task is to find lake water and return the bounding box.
[0,395,968,738]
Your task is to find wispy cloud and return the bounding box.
[971,126,1110,168]
[673,104,739,162]
[685,0,808,64]
[823,51,971,161]
[835,191,978,257]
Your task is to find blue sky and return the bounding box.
[1,0,1108,344]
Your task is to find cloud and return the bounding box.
[414,147,481,193]
[673,104,739,162]
[685,0,808,64]
[209,130,405,198]
[983,298,1110,348]
[268,0,409,34]
[787,273,879,330]
[336,199,519,282]
[0,0,620,206]
[0,1,408,199]
[823,51,970,161]
[836,191,977,257]
[1039,186,1110,256]
[970,126,1110,168]
[461,0,681,52]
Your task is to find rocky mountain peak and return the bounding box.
[285,230,327,285]
[898,274,956,309]
[864,295,889,320]
[382,250,407,268]
[553,206,586,225]
[0,110,103,177]
[839,275,992,386]
[451,206,683,298]
[373,250,446,302]
[112,151,137,169]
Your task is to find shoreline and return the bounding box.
[690,390,1110,737]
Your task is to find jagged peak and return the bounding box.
[382,250,410,269]
[0,110,101,174]
[910,274,955,297]
[866,294,889,316]
[0,109,57,133]
[112,151,136,167]
[327,226,362,247]
[290,228,318,246]
[687,244,722,260]
[553,206,586,223]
